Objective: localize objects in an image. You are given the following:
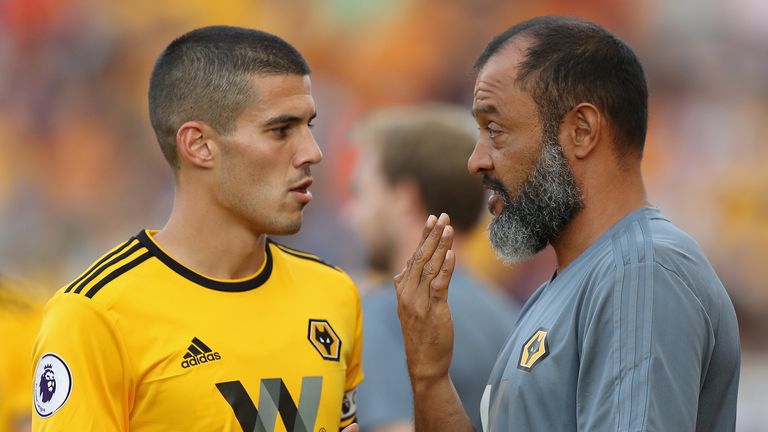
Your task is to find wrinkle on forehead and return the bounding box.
[473,36,534,97]
[472,38,541,125]
[473,40,541,131]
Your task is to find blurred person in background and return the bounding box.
[0,276,41,432]
[31,26,362,431]
[346,105,518,432]
[382,16,740,432]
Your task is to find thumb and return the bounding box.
[341,424,360,432]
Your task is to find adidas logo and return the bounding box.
[181,337,221,369]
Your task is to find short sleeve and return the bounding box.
[576,263,711,431]
[32,294,131,431]
[345,287,364,392]
[339,283,364,429]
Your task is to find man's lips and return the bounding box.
[482,177,506,216]
[488,191,502,216]
[290,178,313,203]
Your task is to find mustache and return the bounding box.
[482,176,509,195]
[289,166,312,184]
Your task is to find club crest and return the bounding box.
[308,319,341,361]
[518,328,550,371]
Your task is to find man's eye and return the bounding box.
[271,126,289,138]
[486,126,500,139]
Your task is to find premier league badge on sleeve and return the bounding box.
[33,353,73,418]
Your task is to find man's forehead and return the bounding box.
[472,70,515,117]
[250,73,312,94]
[473,39,530,97]
[241,74,315,120]
[251,74,313,104]
[472,45,535,116]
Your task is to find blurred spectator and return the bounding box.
[345,104,519,431]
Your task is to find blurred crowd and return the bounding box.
[0,0,766,430]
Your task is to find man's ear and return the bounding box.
[176,121,215,169]
[560,103,601,160]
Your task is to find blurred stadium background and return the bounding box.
[0,0,766,430]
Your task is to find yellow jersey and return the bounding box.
[32,230,363,431]
[0,279,42,432]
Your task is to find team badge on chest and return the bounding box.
[518,328,549,371]
[308,319,341,361]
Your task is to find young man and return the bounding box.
[346,105,518,432]
[383,16,740,432]
[32,26,363,432]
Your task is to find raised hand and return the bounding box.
[395,213,456,386]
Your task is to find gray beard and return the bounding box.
[487,129,583,263]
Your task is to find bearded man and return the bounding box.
[358,16,740,432]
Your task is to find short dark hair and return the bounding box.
[148,26,310,169]
[353,104,485,234]
[475,16,648,156]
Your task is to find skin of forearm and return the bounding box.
[411,374,475,432]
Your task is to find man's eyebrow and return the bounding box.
[263,112,317,128]
[471,105,499,118]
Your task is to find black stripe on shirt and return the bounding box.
[136,230,273,292]
[84,251,152,298]
[270,240,340,272]
[64,238,134,293]
[72,242,145,295]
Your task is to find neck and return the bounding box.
[551,167,648,271]
[153,184,267,280]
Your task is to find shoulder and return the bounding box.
[268,239,341,270]
[268,239,358,295]
[642,213,730,308]
[54,234,155,308]
[583,209,730,320]
[585,209,711,282]
[605,208,713,277]
[646,216,715,279]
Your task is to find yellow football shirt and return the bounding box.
[0,280,42,432]
[32,230,363,431]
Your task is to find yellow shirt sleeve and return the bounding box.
[345,288,364,391]
[340,285,364,428]
[32,294,132,431]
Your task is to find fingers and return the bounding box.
[340,424,359,432]
[396,213,449,297]
[429,249,456,305]
[411,215,452,309]
[412,213,450,275]
[420,224,454,285]
[417,214,438,251]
